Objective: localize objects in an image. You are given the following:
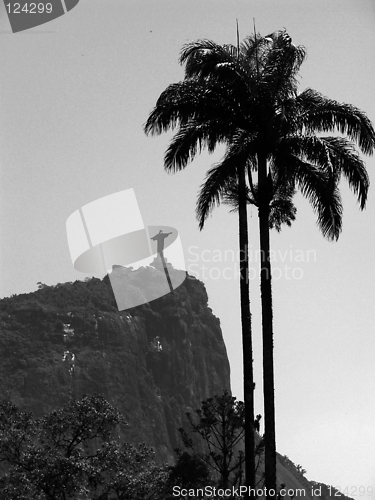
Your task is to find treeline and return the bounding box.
[0,392,261,500]
[0,269,209,318]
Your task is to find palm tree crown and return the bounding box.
[145,30,374,235]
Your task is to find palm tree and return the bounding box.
[144,51,257,489]
[145,30,375,491]
[176,31,375,492]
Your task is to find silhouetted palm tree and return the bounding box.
[145,30,375,492]
[144,47,258,490]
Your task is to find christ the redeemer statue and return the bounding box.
[150,230,173,292]
[151,230,172,256]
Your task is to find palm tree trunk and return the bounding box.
[237,165,256,490]
[258,153,277,494]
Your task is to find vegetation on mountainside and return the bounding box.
[178,391,265,489]
[0,395,167,500]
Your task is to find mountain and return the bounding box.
[0,266,352,499]
[0,267,230,464]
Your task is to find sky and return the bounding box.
[0,0,375,492]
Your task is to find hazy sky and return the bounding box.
[1,0,375,492]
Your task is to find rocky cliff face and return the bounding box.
[0,270,230,463]
[0,269,351,499]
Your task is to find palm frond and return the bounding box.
[144,79,247,137]
[323,136,369,209]
[196,159,240,230]
[278,135,335,176]
[276,134,369,210]
[260,30,306,101]
[296,89,375,155]
[317,184,343,240]
[289,156,343,240]
[269,197,297,231]
[144,80,204,135]
[180,38,262,111]
[196,132,257,228]
[268,179,297,231]
[180,40,238,81]
[164,122,228,172]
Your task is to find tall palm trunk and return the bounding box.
[258,153,277,493]
[237,165,256,490]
